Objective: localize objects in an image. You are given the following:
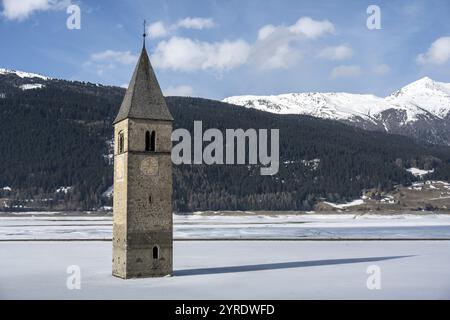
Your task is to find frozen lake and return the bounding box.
[1,213,450,299]
[0,240,449,299]
[1,212,450,240]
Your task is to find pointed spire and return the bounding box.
[113,43,173,124]
[143,20,147,49]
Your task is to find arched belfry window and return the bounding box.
[118,131,124,154]
[152,245,159,260]
[145,130,156,152]
[145,131,150,151]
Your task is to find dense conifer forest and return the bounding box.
[1,73,450,211]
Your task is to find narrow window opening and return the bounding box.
[152,245,159,260]
[118,131,124,154]
[145,130,156,152]
[145,131,150,151]
[150,131,156,152]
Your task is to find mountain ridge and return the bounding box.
[224,77,450,145]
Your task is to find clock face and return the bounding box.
[140,157,158,176]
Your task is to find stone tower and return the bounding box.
[112,40,174,279]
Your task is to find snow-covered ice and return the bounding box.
[0,240,449,299]
[1,213,450,240]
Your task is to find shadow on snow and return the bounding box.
[174,255,414,276]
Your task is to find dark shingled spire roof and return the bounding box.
[113,46,173,124]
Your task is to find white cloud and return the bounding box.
[266,45,297,69]
[85,50,138,76]
[251,17,336,70]
[253,43,299,70]
[319,45,353,60]
[330,65,362,79]
[147,17,215,39]
[147,21,169,39]
[257,24,276,40]
[288,17,335,39]
[373,64,390,75]
[164,85,194,96]
[151,16,336,72]
[256,17,335,43]
[176,17,215,30]
[417,36,450,65]
[89,50,137,65]
[151,37,251,72]
[1,0,70,21]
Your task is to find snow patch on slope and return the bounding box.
[102,186,113,198]
[323,199,365,209]
[20,83,45,90]
[56,186,72,194]
[406,167,434,177]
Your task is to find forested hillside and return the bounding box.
[1,72,450,211]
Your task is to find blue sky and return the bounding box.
[1,0,450,99]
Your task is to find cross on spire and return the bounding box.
[143,20,147,48]
[113,32,174,124]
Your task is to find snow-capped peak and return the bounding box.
[412,76,434,85]
[224,77,450,124]
[393,77,450,95]
[386,77,450,119]
[0,68,50,80]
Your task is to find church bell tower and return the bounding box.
[112,29,174,279]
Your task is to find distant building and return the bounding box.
[112,32,174,279]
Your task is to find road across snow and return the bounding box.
[0,240,449,299]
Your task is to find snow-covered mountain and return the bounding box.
[224,77,450,145]
[0,68,50,80]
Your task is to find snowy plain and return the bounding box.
[1,240,449,299]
